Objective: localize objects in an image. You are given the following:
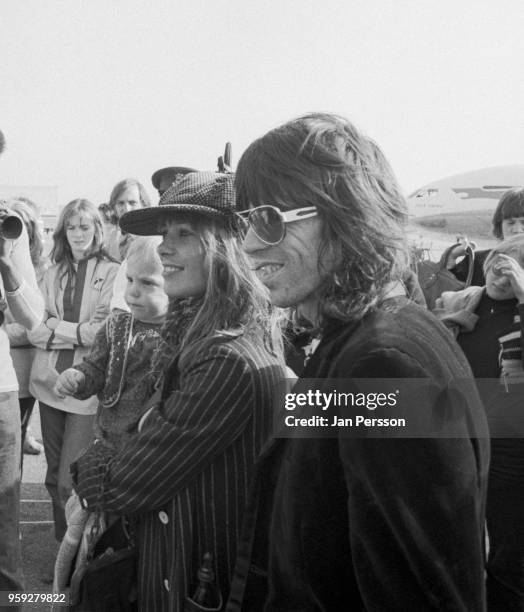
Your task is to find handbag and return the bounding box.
[69,516,138,612]
[415,243,475,310]
[69,454,138,612]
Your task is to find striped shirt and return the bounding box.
[73,329,285,612]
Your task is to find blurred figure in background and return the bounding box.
[436,235,524,610]
[105,179,151,262]
[28,198,118,540]
[447,187,524,286]
[0,128,46,603]
[97,202,116,249]
[4,196,49,457]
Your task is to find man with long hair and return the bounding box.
[227,113,490,611]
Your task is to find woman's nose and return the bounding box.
[157,238,177,257]
[157,239,168,256]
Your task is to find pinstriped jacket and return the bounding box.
[73,328,286,612]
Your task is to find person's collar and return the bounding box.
[379,279,407,302]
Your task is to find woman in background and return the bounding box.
[0,193,45,600]
[4,196,49,456]
[28,198,118,540]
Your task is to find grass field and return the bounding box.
[412,209,494,240]
[408,209,497,262]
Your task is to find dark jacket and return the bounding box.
[227,297,489,612]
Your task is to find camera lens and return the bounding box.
[0,214,23,239]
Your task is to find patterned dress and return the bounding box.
[73,310,163,450]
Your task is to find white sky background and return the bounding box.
[1,0,524,210]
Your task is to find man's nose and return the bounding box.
[242,227,268,254]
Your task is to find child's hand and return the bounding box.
[54,368,85,398]
[65,492,89,525]
[493,254,524,302]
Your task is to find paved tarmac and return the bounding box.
[20,405,60,611]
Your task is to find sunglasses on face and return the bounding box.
[238,205,318,245]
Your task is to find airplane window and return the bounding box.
[410,188,438,199]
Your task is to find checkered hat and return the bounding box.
[119,172,236,236]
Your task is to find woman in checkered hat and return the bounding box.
[72,172,286,611]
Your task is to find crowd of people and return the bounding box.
[0,113,523,611]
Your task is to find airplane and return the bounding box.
[407,165,524,218]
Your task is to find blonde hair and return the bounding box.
[125,236,163,274]
[484,234,524,273]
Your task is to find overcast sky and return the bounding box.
[1,0,523,211]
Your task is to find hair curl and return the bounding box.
[236,112,409,324]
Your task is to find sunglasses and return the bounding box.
[238,205,318,245]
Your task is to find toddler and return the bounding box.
[54,235,168,450]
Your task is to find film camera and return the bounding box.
[0,207,23,240]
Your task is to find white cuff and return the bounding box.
[55,320,79,343]
[5,278,26,297]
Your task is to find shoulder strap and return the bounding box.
[464,245,475,287]
[438,242,475,286]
